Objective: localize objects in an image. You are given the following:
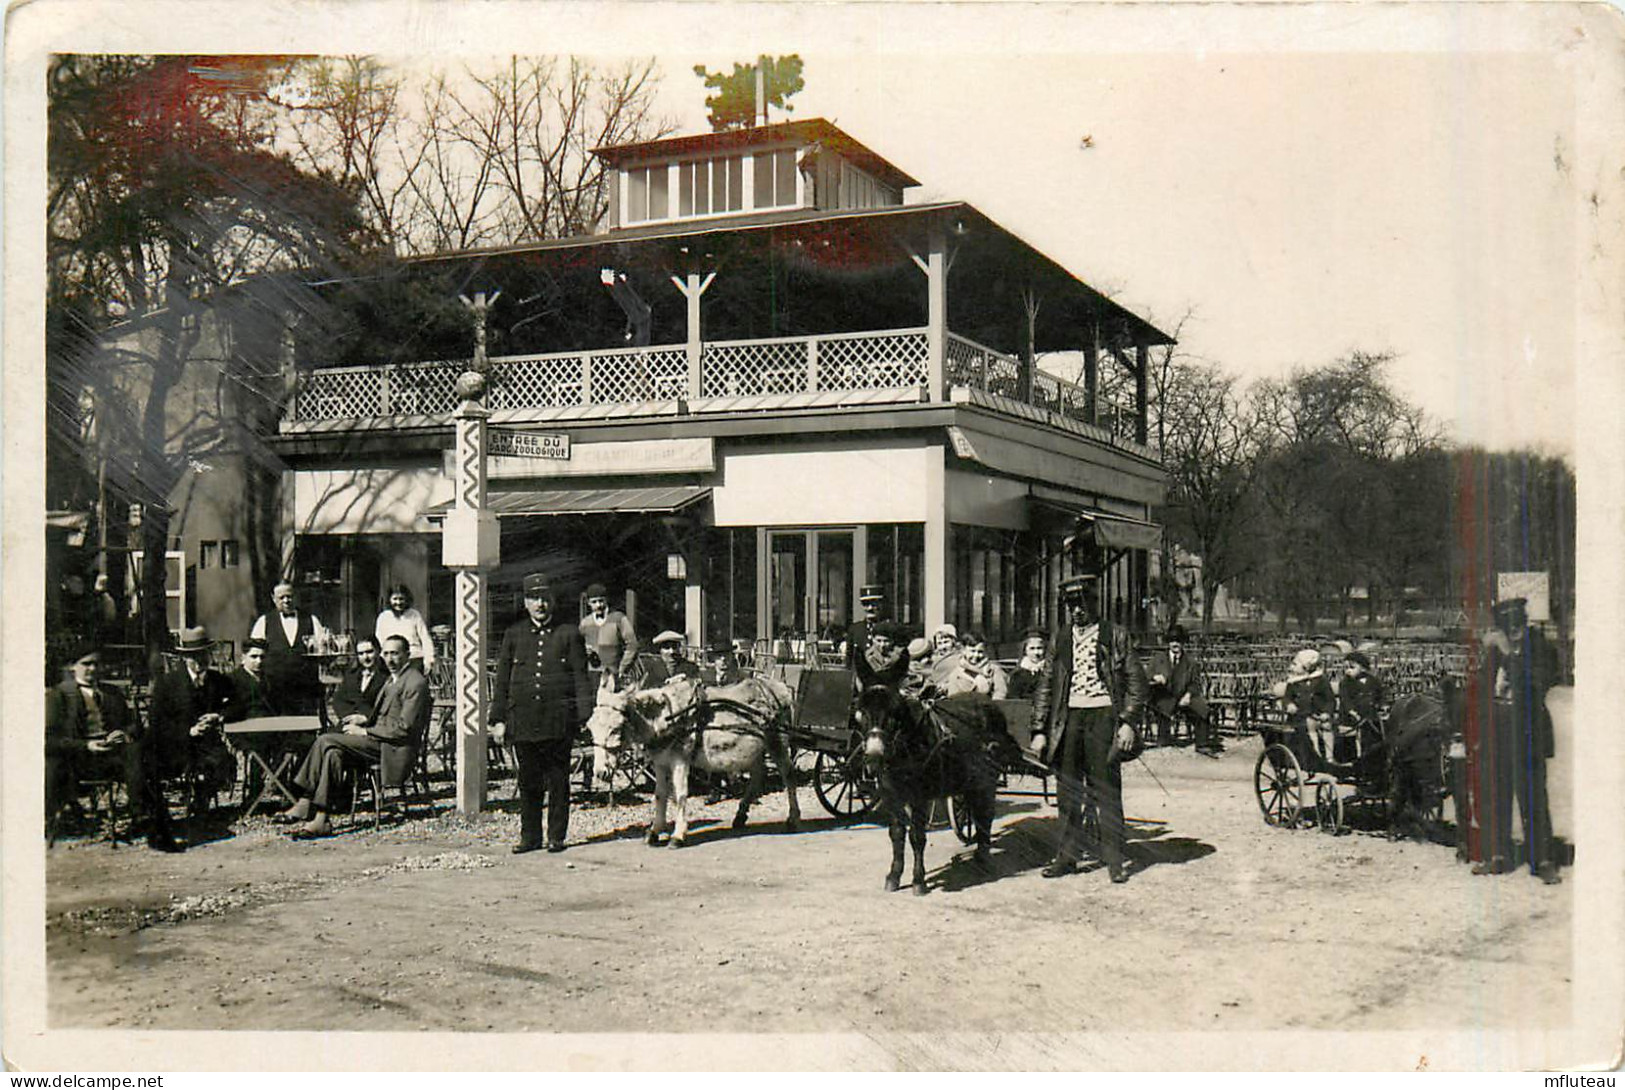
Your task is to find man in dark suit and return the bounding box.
[1147,624,1216,755]
[1478,598,1563,884]
[845,584,887,668]
[46,641,183,852]
[224,639,276,721]
[147,626,237,809]
[249,582,328,715]
[330,634,388,727]
[492,575,593,854]
[283,635,430,839]
[1030,574,1148,884]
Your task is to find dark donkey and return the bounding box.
[854,686,1005,895]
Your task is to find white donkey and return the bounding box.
[586,672,801,847]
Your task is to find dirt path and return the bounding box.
[44,712,1575,1069]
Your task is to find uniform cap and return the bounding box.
[522,573,553,599]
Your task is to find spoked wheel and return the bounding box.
[813,743,878,820]
[946,794,977,845]
[1255,743,1306,828]
[1314,778,1344,835]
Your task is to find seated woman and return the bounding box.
[1005,629,1049,701]
[942,632,1008,700]
[1273,647,1335,770]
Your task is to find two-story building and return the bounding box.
[269,117,1170,656]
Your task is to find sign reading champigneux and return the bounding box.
[488,430,570,460]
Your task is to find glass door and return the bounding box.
[813,530,853,645]
[767,531,807,647]
[764,528,855,663]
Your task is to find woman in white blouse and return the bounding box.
[375,584,436,674]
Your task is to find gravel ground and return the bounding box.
[35,695,1585,1070]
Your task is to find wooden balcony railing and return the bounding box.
[287,327,1158,460]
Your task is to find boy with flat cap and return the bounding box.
[493,575,594,854]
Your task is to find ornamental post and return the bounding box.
[443,291,501,814]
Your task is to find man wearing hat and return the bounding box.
[1334,650,1385,766]
[644,630,700,687]
[45,640,183,852]
[148,626,237,811]
[579,582,639,690]
[1030,573,1148,883]
[855,622,912,691]
[846,584,888,669]
[1146,624,1215,755]
[493,575,594,854]
[1479,598,1563,883]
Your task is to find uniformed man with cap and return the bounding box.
[846,584,888,668]
[1029,573,1148,883]
[491,574,594,854]
[1478,597,1563,883]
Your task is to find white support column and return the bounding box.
[924,440,949,632]
[685,575,704,651]
[671,272,716,399]
[926,224,947,401]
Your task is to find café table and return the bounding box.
[223,715,323,817]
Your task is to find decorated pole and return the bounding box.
[443,292,501,814]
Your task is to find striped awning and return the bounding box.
[429,485,710,519]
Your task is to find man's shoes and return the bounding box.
[1471,856,1511,876]
[1196,746,1222,759]
[511,842,544,855]
[1041,858,1077,879]
[273,800,311,825]
[1537,862,1563,885]
[290,819,333,841]
[1108,863,1129,884]
[147,833,186,854]
[546,842,567,854]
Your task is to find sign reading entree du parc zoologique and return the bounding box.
[487,429,570,460]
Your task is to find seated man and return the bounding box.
[147,626,237,809]
[1147,624,1216,755]
[941,631,1008,699]
[281,635,430,839]
[855,623,911,691]
[643,631,700,687]
[46,641,183,852]
[330,634,388,726]
[1335,649,1385,765]
[224,639,276,721]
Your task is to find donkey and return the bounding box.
[586,673,801,847]
[854,685,1004,894]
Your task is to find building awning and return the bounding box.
[1029,491,1163,552]
[428,485,711,520]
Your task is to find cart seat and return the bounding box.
[796,668,858,748]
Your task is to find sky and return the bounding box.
[640,46,1579,456]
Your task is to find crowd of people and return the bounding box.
[46,568,1566,888]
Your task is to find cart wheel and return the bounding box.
[813,745,877,820]
[1314,778,1344,835]
[946,794,976,845]
[1254,743,1305,828]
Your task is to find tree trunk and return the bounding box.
[1200,574,1218,634]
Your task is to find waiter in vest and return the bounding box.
[249,581,330,716]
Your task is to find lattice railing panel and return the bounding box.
[815,331,928,390]
[593,347,688,403]
[702,340,810,397]
[299,367,384,419]
[489,353,588,409]
[985,353,1022,398]
[944,335,983,388]
[390,361,461,415]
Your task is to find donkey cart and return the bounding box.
[1253,692,1452,836]
[791,668,880,819]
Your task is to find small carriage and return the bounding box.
[1253,691,1454,836]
